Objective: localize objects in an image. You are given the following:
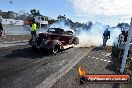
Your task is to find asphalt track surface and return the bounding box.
[0,45,93,88]
[51,47,132,88]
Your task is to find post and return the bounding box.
[120,17,132,74]
[40,23,41,28]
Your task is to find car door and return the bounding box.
[59,34,73,45]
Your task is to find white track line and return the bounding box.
[107,61,111,63]
[88,56,91,57]
[96,58,99,59]
[92,57,95,58]
[103,54,106,56]
[100,59,103,61]
[88,55,112,63]
[104,60,107,62]
[101,52,112,57]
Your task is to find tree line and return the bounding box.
[0,9,129,30]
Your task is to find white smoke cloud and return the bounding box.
[50,20,70,30]
[107,28,121,46]
[69,0,132,19]
[50,20,75,32]
[77,23,121,47]
[50,19,121,47]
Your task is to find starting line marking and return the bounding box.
[96,58,99,59]
[89,55,112,63]
[107,61,111,63]
[92,57,95,58]
[104,60,107,62]
[101,52,112,58]
[88,56,91,57]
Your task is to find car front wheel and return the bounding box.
[52,45,59,54]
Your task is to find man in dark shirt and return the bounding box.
[102,28,110,47]
[0,20,3,37]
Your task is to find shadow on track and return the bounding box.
[4,47,53,59]
[91,47,103,51]
[105,62,120,74]
[3,45,72,59]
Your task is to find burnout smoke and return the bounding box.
[50,20,70,31]
[50,20,121,47]
[77,23,121,47]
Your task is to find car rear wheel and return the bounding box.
[73,37,79,45]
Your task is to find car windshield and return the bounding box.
[65,31,73,35]
[48,28,56,32]
[47,28,64,34]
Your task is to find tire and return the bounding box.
[32,46,38,52]
[51,45,59,54]
[73,37,79,45]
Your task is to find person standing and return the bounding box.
[102,28,110,47]
[0,20,3,37]
[31,21,37,37]
[118,31,125,46]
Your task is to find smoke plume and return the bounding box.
[77,23,121,47]
[50,20,121,47]
[50,20,75,34]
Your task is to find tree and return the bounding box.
[66,18,74,28]
[87,21,93,29]
[48,19,56,25]
[14,10,31,20]
[7,11,15,19]
[116,23,129,29]
[36,10,41,15]
[0,10,2,16]
[30,9,37,16]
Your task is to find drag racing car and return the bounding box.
[29,28,79,53]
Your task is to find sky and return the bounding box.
[0,0,132,26]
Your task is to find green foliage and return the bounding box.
[116,22,129,29]
[30,9,41,16]
[1,11,16,19]
[0,10,2,16]
[30,9,37,16]
[48,19,56,25]
[0,10,31,20]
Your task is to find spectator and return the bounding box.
[30,21,37,37]
[102,28,110,47]
[0,19,3,37]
